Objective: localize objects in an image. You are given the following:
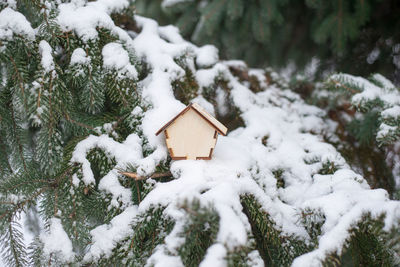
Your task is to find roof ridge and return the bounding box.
[155,103,227,136]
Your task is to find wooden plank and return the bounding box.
[155,103,228,136]
[155,105,192,136]
[196,148,214,160]
[191,103,227,135]
[166,108,217,159]
[168,147,187,160]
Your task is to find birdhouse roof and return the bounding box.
[155,103,228,136]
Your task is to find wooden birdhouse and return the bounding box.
[155,103,228,160]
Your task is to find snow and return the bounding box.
[162,0,192,8]
[89,0,129,14]
[331,73,400,106]
[387,142,400,191]
[377,123,397,139]
[216,89,229,116]
[330,73,400,143]
[102,42,138,79]
[102,43,130,70]
[196,63,226,88]
[57,0,129,42]
[40,218,74,262]
[247,250,264,267]
[372,73,396,90]
[196,45,219,67]
[145,247,184,267]
[0,7,35,41]
[293,200,400,267]
[199,243,227,267]
[2,0,396,265]
[303,57,320,79]
[0,0,16,9]
[71,134,143,207]
[367,47,380,64]
[133,16,188,80]
[381,106,400,119]
[66,12,400,266]
[249,68,269,88]
[84,206,138,261]
[38,40,54,73]
[70,48,90,65]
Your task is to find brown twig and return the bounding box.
[331,79,358,94]
[134,180,141,203]
[64,113,95,131]
[118,171,172,181]
[0,187,47,221]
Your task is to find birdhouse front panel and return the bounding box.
[155,103,227,160]
[165,108,217,160]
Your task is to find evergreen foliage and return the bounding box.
[325,73,400,146]
[0,1,399,267]
[302,72,400,197]
[136,0,400,81]
[241,195,311,266]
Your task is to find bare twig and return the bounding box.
[134,180,141,203]
[118,170,172,181]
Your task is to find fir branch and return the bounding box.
[10,105,27,173]
[9,55,27,110]
[0,218,28,267]
[0,134,13,174]
[0,187,47,222]
[63,113,95,131]
[328,78,359,94]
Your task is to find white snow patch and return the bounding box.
[88,0,129,14]
[39,40,54,73]
[71,134,143,207]
[381,106,400,119]
[84,206,138,261]
[199,243,227,267]
[367,47,380,64]
[102,42,138,79]
[0,7,35,40]
[57,0,128,42]
[377,123,397,139]
[0,0,16,9]
[372,73,396,90]
[331,73,400,106]
[162,0,192,8]
[196,45,219,67]
[145,246,184,267]
[70,48,90,65]
[40,218,74,262]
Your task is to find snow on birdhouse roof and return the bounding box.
[155,103,228,136]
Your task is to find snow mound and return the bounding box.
[0,7,35,40]
[40,218,74,262]
[38,40,54,73]
[64,8,400,266]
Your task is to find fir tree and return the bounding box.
[135,0,400,82]
[0,1,399,267]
